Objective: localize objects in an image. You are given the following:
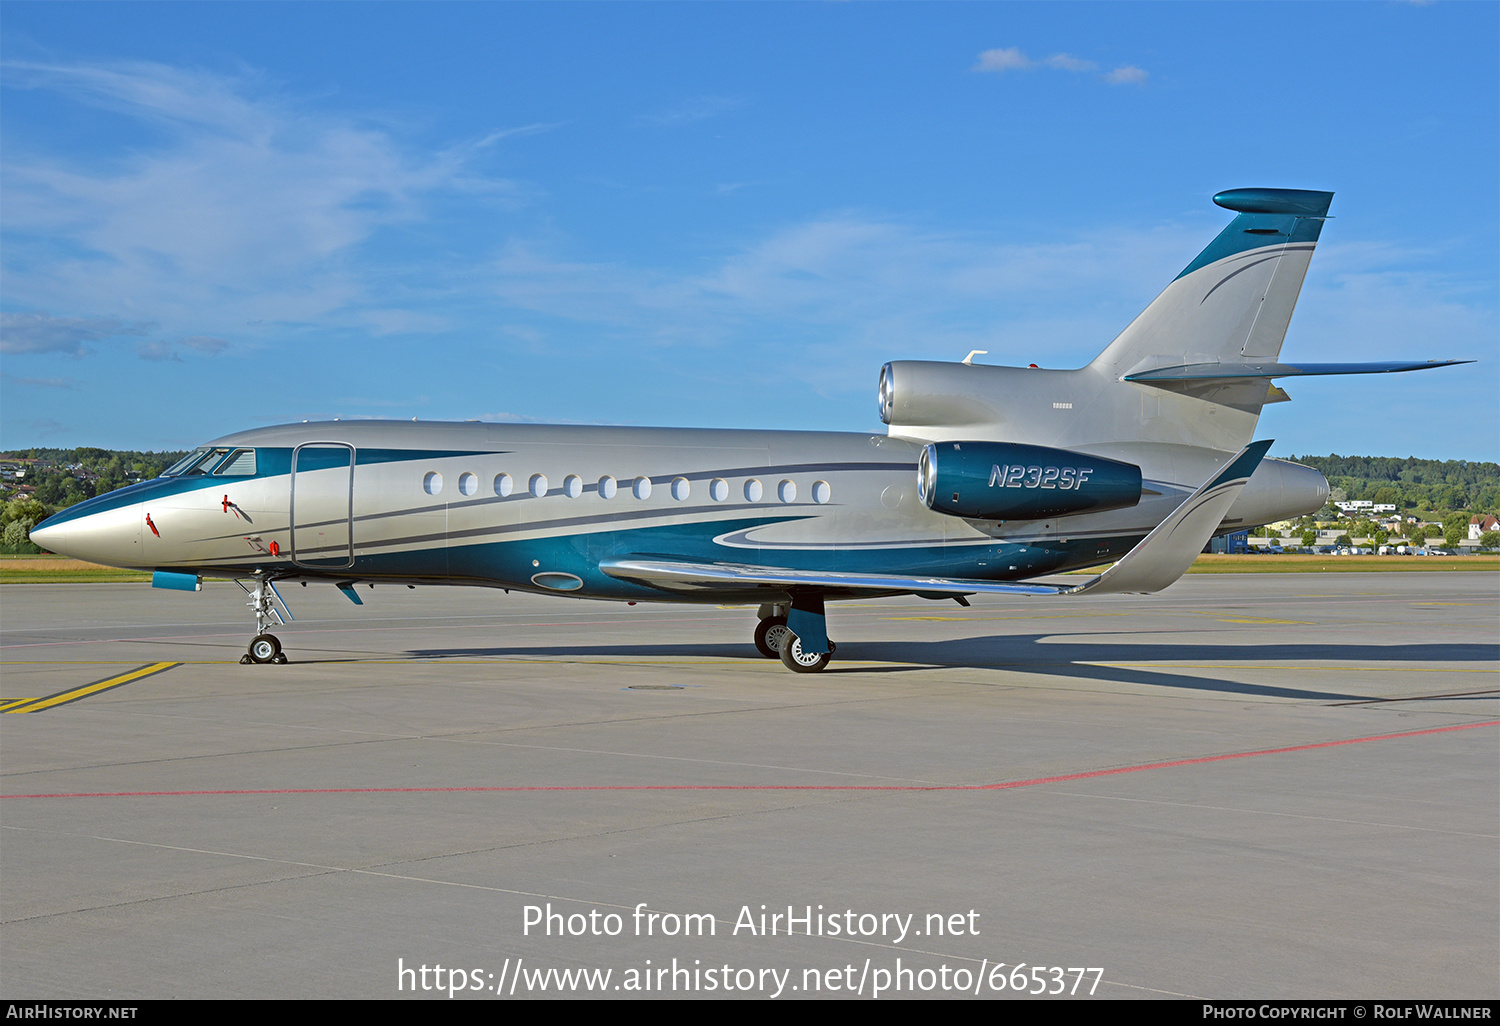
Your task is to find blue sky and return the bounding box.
[2,2,1495,461]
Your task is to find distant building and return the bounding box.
[1208,531,1249,554]
[1469,514,1500,540]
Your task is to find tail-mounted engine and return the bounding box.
[918,441,1143,521]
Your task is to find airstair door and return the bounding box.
[291,443,354,569]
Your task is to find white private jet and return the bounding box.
[32,188,1468,671]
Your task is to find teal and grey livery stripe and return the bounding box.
[1175,187,1332,281]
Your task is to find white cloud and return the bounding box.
[1105,66,1149,86]
[178,335,230,355]
[636,95,744,127]
[360,310,453,336]
[0,372,79,390]
[974,47,1147,86]
[472,123,565,149]
[0,311,151,355]
[1,60,513,345]
[488,214,1208,382]
[1293,241,1498,363]
[973,47,1034,73]
[134,335,231,361]
[135,341,181,362]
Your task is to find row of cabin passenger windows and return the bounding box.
[422,471,832,505]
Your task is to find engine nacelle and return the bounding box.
[917,441,1143,521]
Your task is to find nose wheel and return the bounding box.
[242,633,287,664]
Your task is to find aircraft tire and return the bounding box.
[754,616,790,658]
[249,634,282,664]
[778,631,830,673]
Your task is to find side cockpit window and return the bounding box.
[213,449,256,476]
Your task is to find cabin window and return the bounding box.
[599,475,617,499]
[633,476,652,500]
[213,449,257,476]
[495,473,513,497]
[671,477,690,501]
[530,474,548,498]
[424,472,443,496]
[459,472,478,496]
[778,480,797,503]
[709,478,728,502]
[812,480,831,504]
[563,475,583,498]
[744,479,763,502]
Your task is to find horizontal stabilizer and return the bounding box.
[1125,359,1472,382]
[603,441,1275,602]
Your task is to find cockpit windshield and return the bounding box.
[161,447,257,477]
[162,448,213,477]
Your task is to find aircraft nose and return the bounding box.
[27,505,143,568]
[29,516,82,558]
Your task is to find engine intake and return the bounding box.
[918,441,1143,521]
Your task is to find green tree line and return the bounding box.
[1281,454,1500,513]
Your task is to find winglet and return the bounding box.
[1064,440,1274,596]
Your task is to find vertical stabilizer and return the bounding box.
[1092,188,1332,379]
[1082,188,1332,451]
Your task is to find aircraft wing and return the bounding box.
[601,440,1274,600]
[599,557,1065,597]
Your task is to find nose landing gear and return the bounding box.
[236,575,293,664]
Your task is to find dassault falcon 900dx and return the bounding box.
[32,188,1468,672]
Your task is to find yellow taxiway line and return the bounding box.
[3,662,180,714]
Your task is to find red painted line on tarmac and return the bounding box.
[4,721,1494,800]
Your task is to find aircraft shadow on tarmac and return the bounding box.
[404,635,1500,703]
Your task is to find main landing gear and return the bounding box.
[237,575,291,664]
[754,597,835,674]
[778,631,833,674]
[753,609,791,659]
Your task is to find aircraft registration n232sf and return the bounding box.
[33,188,1468,672]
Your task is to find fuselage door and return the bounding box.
[291,443,354,568]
